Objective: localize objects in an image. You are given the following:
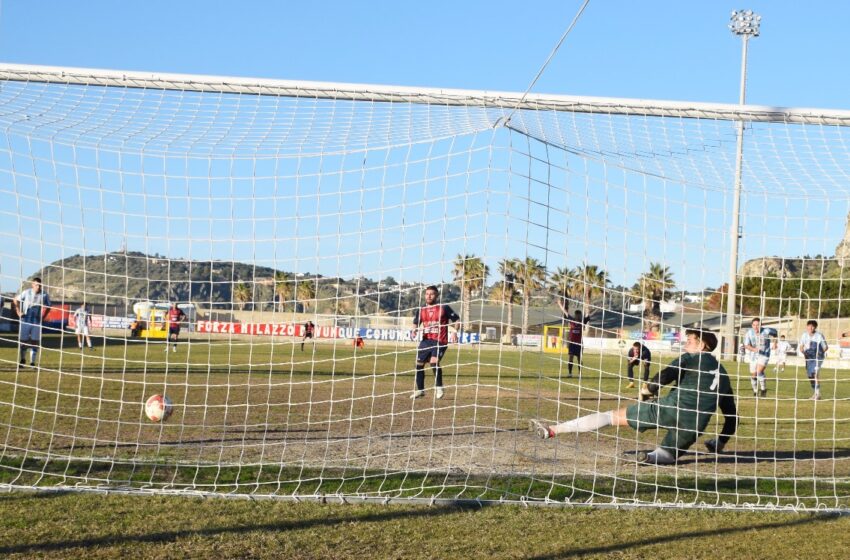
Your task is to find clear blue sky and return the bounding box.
[1,1,849,294]
[2,1,848,108]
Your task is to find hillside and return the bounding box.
[31,252,459,316]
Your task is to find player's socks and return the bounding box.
[750,378,758,394]
[30,349,37,365]
[433,365,443,388]
[758,375,767,392]
[552,411,613,434]
[567,362,574,377]
[415,365,426,392]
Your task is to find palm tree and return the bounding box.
[490,259,521,341]
[513,257,547,335]
[632,262,676,328]
[452,254,489,331]
[571,263,610,317]
[296,277,317,313]
[233,282,252,311]
[274,271,293,312]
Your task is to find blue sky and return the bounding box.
[1,1,849,295]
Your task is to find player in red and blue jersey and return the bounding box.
[166,303,186,353]
[557,298,590,378]
[411,285,460,400]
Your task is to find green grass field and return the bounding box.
[2,333,850,557]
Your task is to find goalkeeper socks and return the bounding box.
[552,411,613,434]
[433,365,443,388]
[415,365,426,391]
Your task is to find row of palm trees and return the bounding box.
[230,255,678,336]
[451,255,677,334]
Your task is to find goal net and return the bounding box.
[2,64,850,510]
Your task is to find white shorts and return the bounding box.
[20,322,42,342]
[749,354,769,373]
[75,325,90,336]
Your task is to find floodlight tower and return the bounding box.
[723,9,760,358]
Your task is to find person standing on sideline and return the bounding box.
[530,329,737,465]
[411,285,460,400]
[743,317,777,397]
[774,334,791,374]
[557,299,590,378]
[13,277,51,367]
[799,320,827,400]
[73,303,93,350]
[626,341,651,388]
[166,302,186,352]
[301,320,315,351]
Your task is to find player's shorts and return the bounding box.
[567,342,582,357]
[75,325,90,336]
[417,339,448,364]
[303,332,314,340]
[169,326,181,336]
[19,322,42,342]
[749,354,769,373]
[775,355,787,365]
[805,358,823,379]
[626,400,674,432]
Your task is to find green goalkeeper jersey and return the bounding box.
[650,351,733,417]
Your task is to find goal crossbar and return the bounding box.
[2,62,850,126]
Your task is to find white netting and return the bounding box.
[2,65,850,509]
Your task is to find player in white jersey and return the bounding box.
[73,303,93,350]
[799,320,827,400]
[743,317,777,397]
[13,277,51,367]
[774,335,791,373]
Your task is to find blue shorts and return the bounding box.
[417,339,447,364]
[805,359,823,379]
[19,322,42,342]
[568,342,582,357]
[169,326,181,336]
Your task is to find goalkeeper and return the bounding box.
[530,328,737,465]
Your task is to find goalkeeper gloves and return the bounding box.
[639,383,655,402]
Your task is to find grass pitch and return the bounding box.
[1,333,849,510]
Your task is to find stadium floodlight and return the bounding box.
[722,9,760,358]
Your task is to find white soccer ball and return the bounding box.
[145,394,174,423]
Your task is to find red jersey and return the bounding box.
[168,308,186,328]
[414,304,460,345]
[567,318,584,343]
[304,322,315,335]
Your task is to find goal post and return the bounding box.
[2,63,850,510]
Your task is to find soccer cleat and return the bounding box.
[528,419,554,440]
[19,358,25,366]
[409,390,425,399]
[435,387,445,399]
[812,393,822,400]
[760,389,767,398]
[172,346,177,353]
[704,438,725,454]
[753,391,758,397]
[636,448,676,465]
[627,381,635,389]
[29,362,35,367]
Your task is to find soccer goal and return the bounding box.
[2,63,850,510]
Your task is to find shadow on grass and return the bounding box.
[527,512,841,560]
[675,448,850,465]
[0,499,486,555]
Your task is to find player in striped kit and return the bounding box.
[411,285,460,400]
[13,277,51,367]
[73,303,93,350]
[743,317,777,397]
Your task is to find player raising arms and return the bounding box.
[743,317,777,397]
[166,302,186,353]
[411,285,460,400]
[530,329,738,465]
[557,299,590,378]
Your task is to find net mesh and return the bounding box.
[2,66,850,509]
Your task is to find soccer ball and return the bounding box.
[145,394,174,422]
